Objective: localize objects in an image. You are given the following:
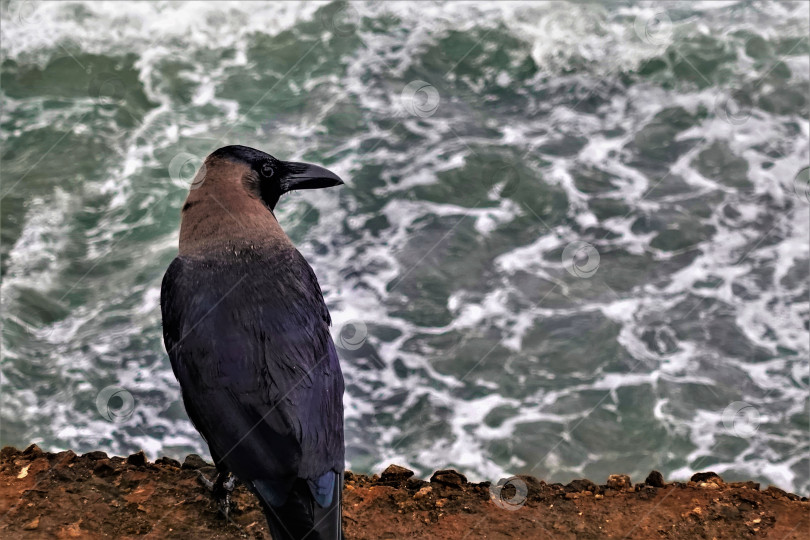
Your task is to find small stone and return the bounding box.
[645,470,666,488]
[606,474,632,491]
[413,486,432,500]
[54,467,76,482]
[181,454,209,470]
[407,477,427,490]
[55,450,77,468]
[711,502,740,520]
[637,486,657,500]
[60,521,82,537]
[728,481,759,490]
[0,446,19,460]
[435,498,447,508]
[83,451,108,461]
[155,456,181,468]
[764,485,794,500]
[699,482,720,490]
[567,479,598,493]
[594,494,604,500]
[381,464,414,483]
[93,459,116,477]
[430,469,467,488]
[127,451,147,467]
[23,444,42,457]
[565,492,579,499]
[690,471,723,484]
[23,516,40,530]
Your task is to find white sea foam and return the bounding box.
[1,0,807,494]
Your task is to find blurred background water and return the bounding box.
[1,1,808,494]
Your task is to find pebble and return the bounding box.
[93,459,116,477]
[23,444,42,456]
[23,516,40,530]
[127,451,147,467]
[381,464,414,483]
[55,450,77,468]
[764,485,799,500]
[155,456,181,468]
[606,474,632,491]
[567,479,597,492]
[181,454,209,470]
[430,469,467,488]
[645,470,666,488]
[690,472,723,484]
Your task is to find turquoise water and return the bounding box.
[1,1,808,494]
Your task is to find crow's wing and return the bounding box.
[160,248,344,505]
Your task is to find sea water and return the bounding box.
[1,1,808,494]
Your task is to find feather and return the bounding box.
[161,246,344,531]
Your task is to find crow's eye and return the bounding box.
[260,162,275,178]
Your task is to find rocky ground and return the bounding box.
[0,445,807,539]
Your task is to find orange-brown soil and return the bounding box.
[0,445,807,539]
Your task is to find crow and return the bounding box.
[160,145,345,539]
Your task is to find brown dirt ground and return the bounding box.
[0,445,807,539]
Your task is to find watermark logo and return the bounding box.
[715,88,753,126]
[335,319,386,369]
[321,3,359,37]
[14,0,37,24]
[562,241,600,278]
[401,81,440,118]
[792,166,809,203]
[337,319,368,351]
[722,401,760,438]
[489,476,528,511]
[169,152,206,191]
[96,386,135,423]
[634,9,673,47]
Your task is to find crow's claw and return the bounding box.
[198,470,237,520]
[197,470,215,491]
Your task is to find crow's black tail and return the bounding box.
[254,473,343,540]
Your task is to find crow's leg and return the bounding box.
[197,469,237,519]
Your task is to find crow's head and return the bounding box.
[204,145,344,210]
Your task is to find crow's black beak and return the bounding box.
[280,162,344,193]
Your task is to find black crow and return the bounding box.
[160,145,345,539]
